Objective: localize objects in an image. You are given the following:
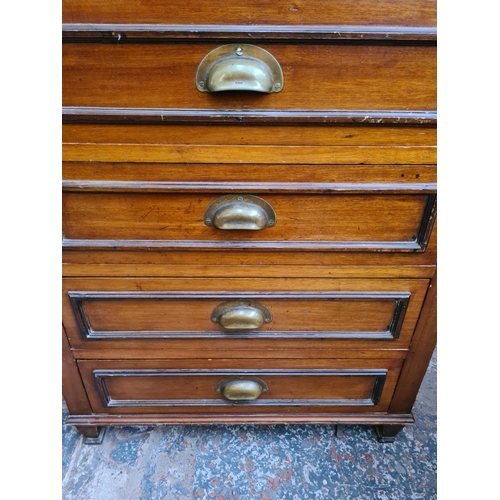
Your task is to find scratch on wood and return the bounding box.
[141,208,154,219]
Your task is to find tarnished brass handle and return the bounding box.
[215,377,268,401]
[204,195,276,230]
[196,44,284,93]
[211,300,273,330]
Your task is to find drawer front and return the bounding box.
[62,191,436,252]
[63,0,436,27]
[78,358,403,414]
[63,277,429,351]
[63,43,436,112]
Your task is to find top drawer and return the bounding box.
[62,43,436,113]
[62,0,436,27]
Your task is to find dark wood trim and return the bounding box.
[375,424,406,443]
[92,368,387,408]
[68,290,410,341]
[75,425,103,442]
[66,412,415,426]
[417,194,437,249]
[388,273,437,414]
[68,290,412,301]
[388,299,409,341]
[62,107,437,126]
[69,297,93,342]
[62,238,423,253]
[62,180,437,195]
[62,24,437,43]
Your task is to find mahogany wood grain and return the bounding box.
[62,144,436,165]
[388,273,437,414]
[62,124,437,147]
[63,164,436,187]
[62,108,437,126]
[63,263,436,280]
[61,225,437,270]
[79,296,396,335]
[71,348,406,360]
[77,358,403,414]
[62,0,436,28]
[62,0,437,442]
[62,277,428,352]
[62,324,93,415]
[62,192,433,251]
[98,371,376,403]
[62,277,430,297]
[62,44,436,111]
[66,412,415,426]
[62,26,436,43]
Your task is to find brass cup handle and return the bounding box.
[196,44,284,93]
[204,195,276,231]
[211,300,272,330]
[215,377,268,401]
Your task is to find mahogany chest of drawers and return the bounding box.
[62,0,437,443]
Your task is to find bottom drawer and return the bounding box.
[78,358,403,415]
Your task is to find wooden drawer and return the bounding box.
[62,0,437,444]
[63,277,429,352]
[62,190,436,253]
[78,358,403,414]
[63,43,436,112]
[63,0,436,27]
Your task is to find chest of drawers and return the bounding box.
[62,0,436,444]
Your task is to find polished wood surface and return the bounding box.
[63,143,436,165]
[63,163,437,188]
[62,277,428,351]
[62,124,437,147]
[62,0,437,442]
[63,108,437,126]
[63,44,436,112]
[62,325,94,415]
[62,28,436,43]
[76,296,399,335]
[62,191,434,251]
[389,273,437,414]
[70,348,407,361]
[62,227,437,271]
[62,0,436,28]
[66,412,415,426]
[78,358,403,414]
